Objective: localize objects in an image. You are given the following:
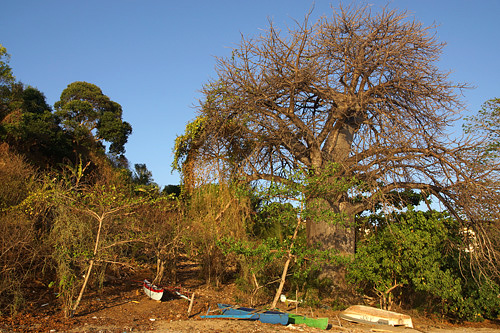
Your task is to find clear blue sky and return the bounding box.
[2,0,499,188]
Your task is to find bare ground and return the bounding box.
[1,261,499,333]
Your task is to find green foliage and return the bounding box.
[131,163,161,197]
[218,166,356,304]
[217,232,344,304]
[0,44,14,86]
[252,162,360,229]
[0,47,71,168]
[217,236,288,278]
[162,184,181,197]
[182,182,250,286]
[132,163,153,185]
[0,142,187,316]
[304,163,358,200]
[54,81,132,156]
[251,202,297,240]
[0,49,187,316]
[172,115,205,172]
[50,203,94,316]
[348,208,500,321]
[1,84,72,167]
[50,180,145,316]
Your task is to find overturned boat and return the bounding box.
[340,305,413,328]
[200,303,289,325]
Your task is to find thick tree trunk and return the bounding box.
[306,118,358,255]
[306,197,356,289]
[306,217,355,254]
[306,198,355,254]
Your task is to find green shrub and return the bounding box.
[348,208,500,321]
[217,231,344,305]
[251,202,297,241]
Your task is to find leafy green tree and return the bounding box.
[217,174,347,307]
[131,163,161,197]
[55,81,132,156]
[0,44,15,125]
[252,202,297,241]
[0,45,74,166]
[132,163,154,185]
[162,184,181,197]
[1,84,72,166]
[0,44,14,86]
[172,115,206,193]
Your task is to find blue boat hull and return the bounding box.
[218,303,288,325]
[200,314,255,319]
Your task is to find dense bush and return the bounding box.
[0,145,186,316]
[132,197,183,284]
[348,208,500,321]
[217,233,344,307]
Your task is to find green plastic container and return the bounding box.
[288,314,328,330]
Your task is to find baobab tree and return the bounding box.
[175,4,500,277]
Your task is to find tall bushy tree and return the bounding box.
[132,163,154,185]
[0,45,72,167]
[55,81,132,156]
[462,98,500,280]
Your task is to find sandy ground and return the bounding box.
[1,264,499,333]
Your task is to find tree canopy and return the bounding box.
[0,83,72,166]
[55,81,132,156]
[174,4,500,275]
[0,44,14,87]
[0,46,134,171]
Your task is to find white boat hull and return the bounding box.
[143,279,164,301]
[341,305,413,328]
